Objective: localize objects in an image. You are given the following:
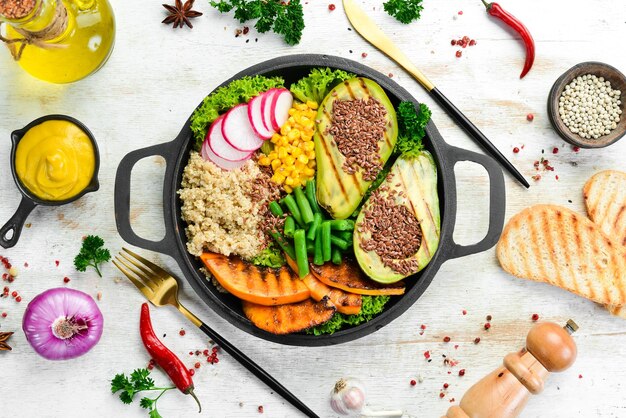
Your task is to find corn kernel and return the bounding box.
[258,156,271,166]
[287,129,300,140]
[306,151,316,160]
[307,160,316,168]
[295,161,306,171]
[291,147,302,157]
[271,159,281,170]
[271,173,285,184]
[302,141,315,151]
[297,154,309,165]
[283,156,295,166]
[288,108,296,115]
[306,101,318,109]
[284,185,293,193]
[281,125,291,135]
[285,176,294,186]
[278,147,287,159]
[304,168,315,177]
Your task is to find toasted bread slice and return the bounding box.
[497,204,626,306]
[584,170,626,247]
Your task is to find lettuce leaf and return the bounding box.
[289,68,355,104]
[189,75,285,150]
[306,295,391,335]
[250,245,285,268]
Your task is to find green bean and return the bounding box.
[321,221,332,262]
[268,201,284,217]
[283,216,295,238]
[294,186,314,225]
[294,229,309,278]
[306,239,315,255]
[281,195,303,226]
[269,230,295,261]
[330,235,350,251]
[305,179,322,214]
[329,219,355,231]
[313,228,324,266]
[336,230,353,242]
[331,247,343,265]
[306,212,322,241]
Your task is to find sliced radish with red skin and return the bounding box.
[270,90,293,131]
[201,139,249,170]
[248,95,274,139]
[261,89,279,133]
[208,116,253,162]
[221,104,264,152]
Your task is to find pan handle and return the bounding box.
[445,146,506,260]
[0,197,37,249]
[114,140,180,257]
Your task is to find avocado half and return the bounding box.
[315,77,398,220]
[353,151,441,283]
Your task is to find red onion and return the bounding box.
[22,288,103,360]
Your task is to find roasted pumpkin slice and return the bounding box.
[200,253,310,306]
[302,274,362,315]
[242,298,336,335]
[310,258,405,296]
[284,255,362,315]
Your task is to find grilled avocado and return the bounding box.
[353,151,440,283]
[315,77,398,219]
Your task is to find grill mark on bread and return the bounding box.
[555,210,578,294]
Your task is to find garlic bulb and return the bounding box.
[330,378,403,417]
[330,378,366,416]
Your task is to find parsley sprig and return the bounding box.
[209,0,305,45]
[73,235,111,277]
[394,101,431,158]
[111,369,176,418]
[383,0,424,24]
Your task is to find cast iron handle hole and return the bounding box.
[453,162,489,246]
[129,156,167,242]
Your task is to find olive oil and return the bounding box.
[1,0,115,83]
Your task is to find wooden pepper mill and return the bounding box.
[443,320,578,418]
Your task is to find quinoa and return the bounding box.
[327,97,388,181]
[178,152,278,260]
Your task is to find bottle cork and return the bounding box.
[0,0,36,20]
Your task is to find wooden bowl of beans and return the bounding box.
[548,62,626,148]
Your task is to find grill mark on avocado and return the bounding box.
[317,130,350,205]
[409,158,439,256]
[396,163,425,259]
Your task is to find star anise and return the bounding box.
[0,331,14,351]
[162,0,203,29]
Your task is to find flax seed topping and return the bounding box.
[327,97,388,181]
[0,0,36,19]
[359,179,423,276]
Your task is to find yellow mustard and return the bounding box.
[15,120,95,201]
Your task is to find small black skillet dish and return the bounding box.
[0,115,100,249]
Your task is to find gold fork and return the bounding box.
[113,247,319,418]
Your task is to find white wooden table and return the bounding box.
[1,1,625,417]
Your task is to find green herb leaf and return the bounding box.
[111,373,131,394]
[131,368,155,391]
[149,409,163,418]
[394,101,431,158]
[383,0,424,24]
[139,397,154,410]
[210,0,304,45]
[73,235,111,277]
[306,295,391,335]
[190,75,285,150]
[289,68,355,104]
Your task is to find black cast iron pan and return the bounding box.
[1,115,100,249]
[114,54,506,346]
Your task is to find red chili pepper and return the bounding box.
[481,0,535,78]
[140,303,201,412]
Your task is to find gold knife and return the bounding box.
[342,0,529,188]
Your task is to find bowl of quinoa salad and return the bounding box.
[114,54,506,346]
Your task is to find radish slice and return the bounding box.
[222,104,265,152]
[208,116,253,162]
[270,89,293,131]
[248,95,274,139]
[261,89,279,133]
[201,138,249,170]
